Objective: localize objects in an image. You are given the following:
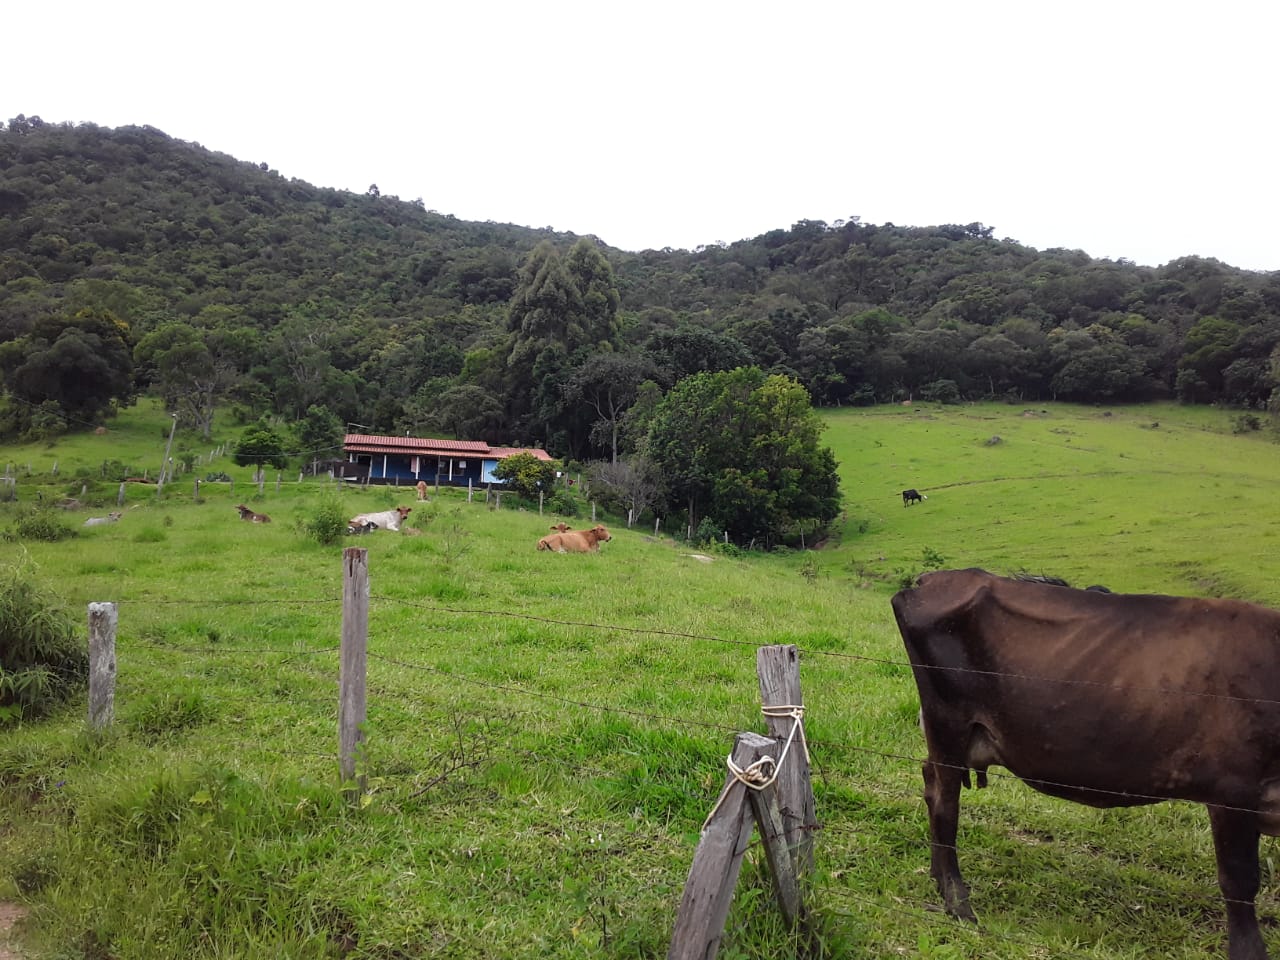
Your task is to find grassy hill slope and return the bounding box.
[0,401,1277,959]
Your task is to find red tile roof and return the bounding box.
[488,446,555,462]
[343,435,551,460]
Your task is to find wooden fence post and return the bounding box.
[668,732,773,960]
[756,645,817,873]
[340,548,369,800]
[88,602,118,731]
[117,482,126,507]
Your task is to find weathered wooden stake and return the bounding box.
[756,644,817,873]
[193,478,200,500]
[668,732,772,960]
[340,548,369,800]
[88,602,118,730]
[468,479,473,502]
[539,491,544,515]
[276,472,282,492]
[592,501,597,522]
[117,482,126,507]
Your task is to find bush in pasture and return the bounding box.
[1233,412,1262,433]
[546,491,579,517]
[302,489,348,545]
[0,554,86,724]
[491,452,556,500]
[693,517,724,545]
[8,506,76,542]
[27,400,68,440]
[920,378,962,404]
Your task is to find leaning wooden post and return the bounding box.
[668,732,773,960]
[539,491,544,515]
[756,645,817,873]
[87,602,118,731]
[116,482,126,507]
[339,548,369,801]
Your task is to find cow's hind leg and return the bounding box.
[1208,804,1269,960]
[923,759,975,921]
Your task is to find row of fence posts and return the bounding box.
[83,548,816,957]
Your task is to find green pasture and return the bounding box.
[1,399,1279,959]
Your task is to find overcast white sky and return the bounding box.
[4,1,1277,271]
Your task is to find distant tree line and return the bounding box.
[2,117,1279,543]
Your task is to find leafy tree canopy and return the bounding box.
[492,452,557,500]
[645,367,840,547]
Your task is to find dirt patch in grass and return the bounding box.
[0,902,27,960]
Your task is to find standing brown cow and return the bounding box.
[892,567,1280,960]
[536,525,612,553]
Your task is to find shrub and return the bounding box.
[491,452,556,500]
[1233,413,1263,434]
[9,507,76,543]
[694,517,725,545]
[921,379,962,404]
[546,492,580,517]
[0,554,86,723]
[303,489,348,545]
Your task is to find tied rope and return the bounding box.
[702,704,808,830]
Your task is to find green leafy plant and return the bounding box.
[302,489,348,545]
[9,507,76,543]
[0,553,85,723]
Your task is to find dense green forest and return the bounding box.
[2,114,1279,541]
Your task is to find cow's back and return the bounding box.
[893,568,1280,808]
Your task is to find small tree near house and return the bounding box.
[492,452,557,501]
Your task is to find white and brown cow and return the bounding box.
[348,505,412,534]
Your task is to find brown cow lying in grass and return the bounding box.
[235,504,271,523]
[348,505,412,533]
[536,524,612,553]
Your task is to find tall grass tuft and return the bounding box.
[0,552,86,723]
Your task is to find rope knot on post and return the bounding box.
[703,703,810,829]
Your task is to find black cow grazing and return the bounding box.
[902,488,927,506]
[891,568,1280,960]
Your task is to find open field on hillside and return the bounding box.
[2,400,1280,959]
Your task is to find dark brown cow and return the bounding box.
[891,568,1280,960]
[235,504,271,523]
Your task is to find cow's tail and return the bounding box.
[536,538,550,551]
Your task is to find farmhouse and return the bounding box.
[340,433,554,488]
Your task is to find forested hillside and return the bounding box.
[3,114,1279,467]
